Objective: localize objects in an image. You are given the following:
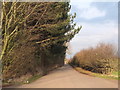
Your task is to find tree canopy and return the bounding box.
[1,2,81,83]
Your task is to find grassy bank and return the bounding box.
[2,74,42,87]
[25,74,42,84]
[71,65,119,80]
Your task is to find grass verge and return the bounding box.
[2,74,42,87]
[71,65,119,80]
[24,74,42,84]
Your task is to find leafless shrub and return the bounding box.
[70,43,118,74]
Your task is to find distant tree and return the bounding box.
[66,42,73,58]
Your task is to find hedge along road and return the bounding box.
[15,64,118,88]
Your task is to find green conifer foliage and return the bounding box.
[1,2,81,82]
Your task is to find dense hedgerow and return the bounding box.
[69,43,118,74]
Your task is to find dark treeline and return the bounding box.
[1,2,81,83]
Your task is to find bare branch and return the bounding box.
[9,26,18,38]
[31,3,50,30]
[36,37,58,44]
[19,4,41,24]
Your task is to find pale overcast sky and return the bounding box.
[66,1,118,58]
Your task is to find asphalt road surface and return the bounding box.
[16,64,118,88]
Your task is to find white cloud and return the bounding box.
[70,1,106,20]
[70,21,118,56]
[70,2,91,9]
[80,7,106,20]
[70,0,119,2]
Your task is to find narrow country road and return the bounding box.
[15,64,118,88]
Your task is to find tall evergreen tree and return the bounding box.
[1,2,81,83]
